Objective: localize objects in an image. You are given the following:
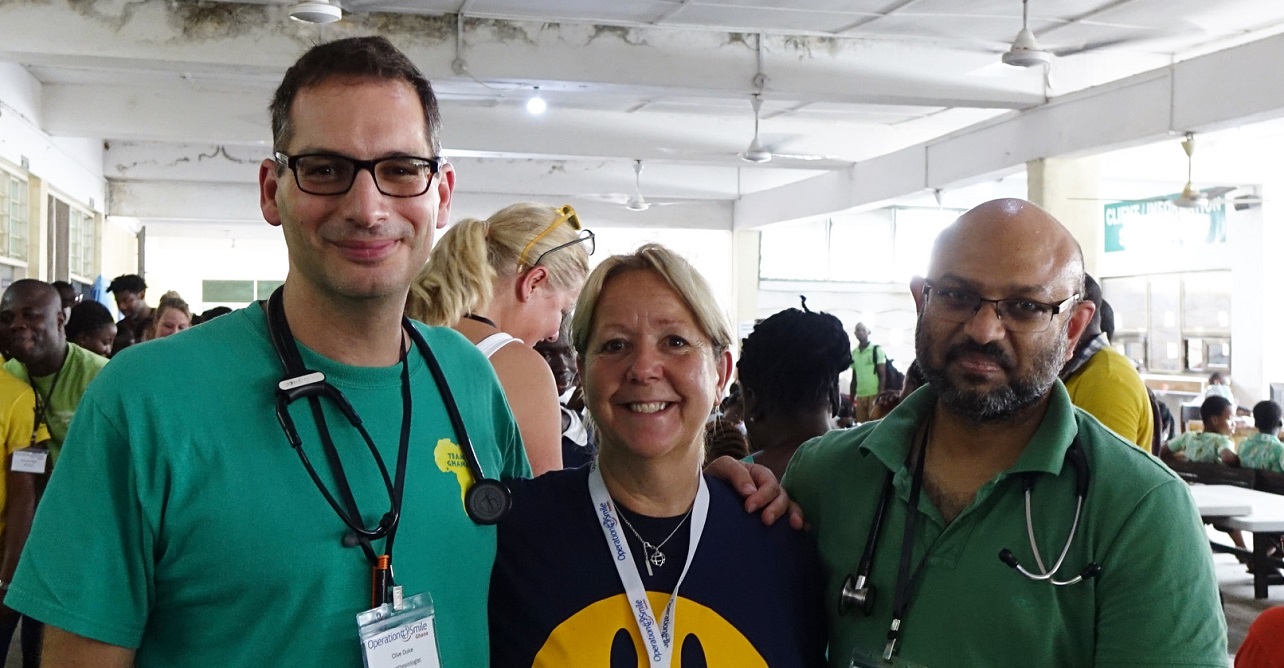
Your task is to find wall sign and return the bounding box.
[1103,196,1226,253]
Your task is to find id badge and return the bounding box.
[851,647,928,668]
[357,590,442,668]
[11,447,48,474]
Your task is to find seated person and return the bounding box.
[1162,395,1236,465]
[1239,401,1284,473]
[1162,395,1249,554]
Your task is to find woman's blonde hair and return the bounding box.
[570,243,732,357]
[407,202,590,326]
[150,291,191,338]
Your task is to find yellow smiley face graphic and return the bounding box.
[532,591,767,667]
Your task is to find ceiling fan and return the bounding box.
[577,160,685,212]
[1070,132,1260,209]
[1002,0,1051,68]
[1172,132,1243,208]
[737,94,843,165]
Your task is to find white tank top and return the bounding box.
[475,332,522,359]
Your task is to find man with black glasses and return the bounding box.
[782,198,1226,666]
[6,37,528,667]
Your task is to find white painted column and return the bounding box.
[730,228,760,354]
[1231,181,1284,405]
[1027,156,1102,275]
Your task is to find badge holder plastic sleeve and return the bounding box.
[357,589,442,668]
[850,647,928,668]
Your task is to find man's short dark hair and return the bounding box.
[269,36,442,155]
[107,274,147,295]
[200,306,233,322]
[1099,299,1115,341]
[1200,395,1233,424]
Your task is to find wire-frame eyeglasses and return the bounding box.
[517,205,590,270]
[274,152,445,198]
[922,283,1080,333]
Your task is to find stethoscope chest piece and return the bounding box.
[838,574,876,617]
[465,478,513,525]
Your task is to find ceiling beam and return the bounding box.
[734,30,1284,228]
[0,0,1045,110]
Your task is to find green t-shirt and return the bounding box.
[1238,432,1284,473]
[849,344,887,398]
[1168,430,1234,464]
[7,307,530,667]
[783,381,1226,667]
[4,342,108,462]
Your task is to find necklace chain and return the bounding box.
[614,503,693,576]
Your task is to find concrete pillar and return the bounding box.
[730,228,760,354]
[1027,156,1102,276]
[1231,181,1284,404]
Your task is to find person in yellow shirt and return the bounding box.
[1061,277,1154,450]
[0,367,46,665]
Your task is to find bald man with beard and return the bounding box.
[782,199,1225,667]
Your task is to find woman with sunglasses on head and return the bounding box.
[408,202,593,475]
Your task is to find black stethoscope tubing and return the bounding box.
[838,420,1099,661]
[265,287,511,564]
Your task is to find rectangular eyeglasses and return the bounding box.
[275,152,444,198]
[922,282,1080,333]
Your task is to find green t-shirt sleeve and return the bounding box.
[1092,478,1226,665]
[1167,432,1187,454]
[873,346,887,365]
[6,398,150,648]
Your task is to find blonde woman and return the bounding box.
[408,202,593,475]
[147,291,192,340]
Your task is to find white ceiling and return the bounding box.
[3,0,1284,226]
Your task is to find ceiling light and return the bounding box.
[526,88,547,115]
[288,1,342,24]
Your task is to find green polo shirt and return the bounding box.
[783,381,1226,667]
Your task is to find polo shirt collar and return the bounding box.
[858,379,1080,478]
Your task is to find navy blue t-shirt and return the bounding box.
[489,466,826,667]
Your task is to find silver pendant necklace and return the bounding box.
[614,504,694,577]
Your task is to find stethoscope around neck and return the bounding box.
[837,433,1102,622]
[264,287,512,550]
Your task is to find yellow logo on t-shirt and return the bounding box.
[535,592,766,667]
[434,438,475,510]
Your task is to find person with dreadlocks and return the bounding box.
[739,297,852,481]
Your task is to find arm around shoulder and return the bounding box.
[488,344,563,476]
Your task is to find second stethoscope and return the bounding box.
[837,425,1102,661]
